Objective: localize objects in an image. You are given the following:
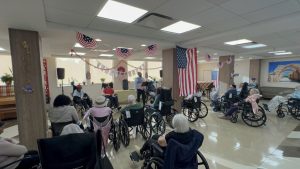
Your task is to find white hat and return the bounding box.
[94,96,107,108]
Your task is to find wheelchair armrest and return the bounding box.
[150,142,164,156]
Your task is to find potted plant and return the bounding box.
[100,78,105,83]
[1,73,13,86]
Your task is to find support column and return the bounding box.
[9,29,47,150]
[249,59,261,85]
[162,48,181,111]
[85,58,91,85]
[219,55,235,95]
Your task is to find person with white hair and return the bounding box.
[131,114,204,162]
[263,85,300,112]
[60,123,84,136]
[120,95,143,113]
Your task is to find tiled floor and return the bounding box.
[1,100,299,169]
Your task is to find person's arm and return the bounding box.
[157,134,167,147]
[0,141,27,156]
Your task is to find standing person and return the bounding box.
[135,72,146,105]
[70,81,77,95]
[0,121,40,169]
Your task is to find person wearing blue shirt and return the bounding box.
[135,72,146,105]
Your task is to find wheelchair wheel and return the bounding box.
[149,113,166,136]
[112,121,121,151]
[290,107,300,120]
[197,151,210,169]
[230,112,238,123]
[276,107,287,118]
[182,108,198,122]
[119,120,130,147]
[144,157,164,169]
[139,122,152,140]
[166,108,177,128]
[242,106,267,127]
[198,101,208,118]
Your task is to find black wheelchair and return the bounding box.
[105,95,120,112]
[89,114,121,151]
[144,81,156,104]
[182,96,208,122]
[50,121,75,136]
[230,100,267,127]
[140,142,209,169]
[119,108,152,147]
[276,98,300,120]
[211,94,238,113]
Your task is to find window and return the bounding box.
[89,59,113,84]
[0,55,13,85]
[56,58,86,86]
[147,61,162,81]
[128,61,145,81]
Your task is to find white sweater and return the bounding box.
[0,138,27,169]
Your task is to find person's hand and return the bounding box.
[157,134,167,147]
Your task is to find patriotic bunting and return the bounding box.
[145,44,158,56]
[76,32,97,49]
[205,54,212,62]
[217,62,224,68]
[115,48,133,60]
[226,56,233,64]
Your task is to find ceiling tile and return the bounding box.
[88,18,128,33]
[154,0,214,20]
[46,7,94,27]
[117,0,168,11]
[207,0,231,5]
[242,0,300,23]
[220,0,286,15]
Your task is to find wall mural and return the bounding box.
[268,60,300,82]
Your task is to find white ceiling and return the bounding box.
[0,0,300,60]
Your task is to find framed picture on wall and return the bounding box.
[268,60,300,83]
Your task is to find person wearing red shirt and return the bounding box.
[103,85,121,110]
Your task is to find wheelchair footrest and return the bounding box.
[130,151,142,162]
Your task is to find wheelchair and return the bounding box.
[50,121,75,136]
[140,142,209,169]
[105,95,120,112]
[73,97,87,119]
[230,100,267,127]
[182,96,208,122]
[119,108,152,147]
[276,98,300,120]
[90,114,121,151]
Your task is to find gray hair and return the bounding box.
[128,95,136,104]
[172,114,189,133]
[60,124,83,136]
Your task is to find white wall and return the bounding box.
[234,59,250,84]
[0,55,13,85]
[260,57,300,88]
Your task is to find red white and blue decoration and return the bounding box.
[226,56,233,64]
[217,61,224,68]
[115,48,133,60]
[205,54,212,62]
[76,32,97,49]
[145,44,158,56]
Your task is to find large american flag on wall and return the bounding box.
[177,46,198,96]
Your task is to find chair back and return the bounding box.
[51,121,74,136]
[160,88,172,102]
[37,133,96,169]
[123,108,144,127]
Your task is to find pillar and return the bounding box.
[113,60,128,90]
[219,55,235,95]
[249,59,261,85]
[9,29,47,150]
[85,58,91,85]
[162,48,182,111]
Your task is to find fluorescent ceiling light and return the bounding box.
[74,43,83,48]
[95,39,102,42]
[145,57,155,59]
[97,0,148,23]
[112,48,116,51]
[92,49,110,52]
[141,44,147,47]
[224,39,252,45]
[242,43,267,49]
[117,47,133,49]
[268,51,285,54]
[69,52,86,56]
[0,47,5,51]
[161,21,201,34]
[198,60,205,63]
[100,54,114,57]
[275,52,292,55]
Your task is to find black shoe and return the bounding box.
[117,106,122,110]
[130,151,142,162]
[263,104,270,112]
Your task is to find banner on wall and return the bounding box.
[42,59,50,104]
[268,60,300,83]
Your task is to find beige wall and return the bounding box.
[0,55,13,85]
[260,57,300,88]
[234,59,250,84]
[197,62,218,82]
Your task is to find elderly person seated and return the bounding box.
[263,86,300,112]
[120,95,143,113]
[60,124,84,136]
[0,121,40,169]
[49,95,79,124]
[131,114,204,165]
[83,95,112,148]
[103,84,121,110]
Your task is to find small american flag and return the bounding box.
[145,44,158,55]
[115,48,132,59]
[76,32,97,48]
[177,46,198,96]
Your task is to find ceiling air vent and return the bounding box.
[135,13,175,29]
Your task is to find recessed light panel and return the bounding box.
[100,54,114,57]
[224,39,252,45]
[242,44,267,49]
[274,52,292,55]
[145,57,155,59]
[0,47,5,51]
[74,43,83,48]
[97,0,148,23]
[161,21,201,34]
[95,39,102,42]
[69,52,86,56]
[268,51,285,54]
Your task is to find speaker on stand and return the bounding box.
[57,68,65,94]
